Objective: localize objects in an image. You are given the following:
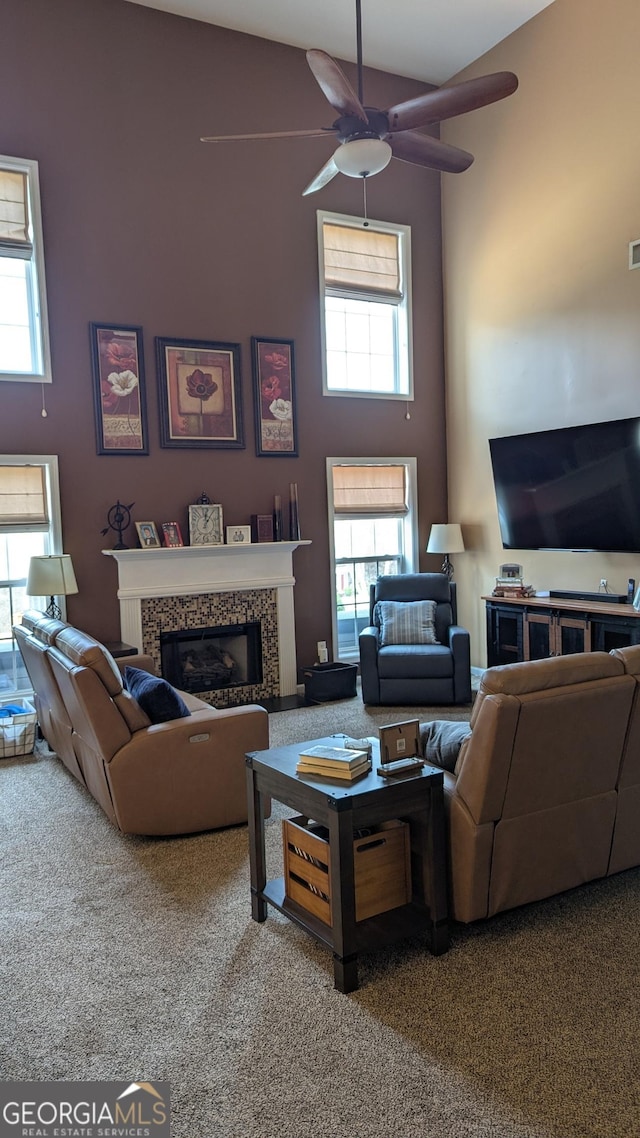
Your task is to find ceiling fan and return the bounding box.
[201,0,518,196]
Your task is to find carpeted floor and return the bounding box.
[2,694,639,1137]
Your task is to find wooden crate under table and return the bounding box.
[282,814,411,926]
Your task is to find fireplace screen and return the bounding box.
[160,622,263,694]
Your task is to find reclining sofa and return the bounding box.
[14,610,269,837]
[424,649,640,923]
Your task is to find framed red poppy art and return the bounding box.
[251,337,298,457]
[155,337,244,449]
[90,323,148,455]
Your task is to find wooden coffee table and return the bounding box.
[245,735,449,993]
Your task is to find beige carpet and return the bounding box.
[2,695,639,1138]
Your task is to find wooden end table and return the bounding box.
[246,736,449,993]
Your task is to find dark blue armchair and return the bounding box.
[359,573,472,706]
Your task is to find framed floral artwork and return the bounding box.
[156,337,244,449]
[251,337,298,457]
[90,323,148,455]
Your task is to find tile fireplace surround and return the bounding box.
[103,541,310,706]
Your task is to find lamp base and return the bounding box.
[441,555,454,581]
[45,597,62,620]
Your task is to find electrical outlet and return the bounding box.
[600,578,608,590]
[317,640,328,663]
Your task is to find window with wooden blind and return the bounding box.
[327,458,418,659]
[0,456,61,697]
[0,156,51,383]
[332,464,408,515]
[318,211,413,400]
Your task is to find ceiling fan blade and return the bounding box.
[306,49,367,121]
[391,131,474,174]
[302,154,340,197]
[386,72,518,133]
[201,128,331,143]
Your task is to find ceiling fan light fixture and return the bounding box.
[333,137,392,179]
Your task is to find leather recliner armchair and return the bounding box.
[359,573,472,706]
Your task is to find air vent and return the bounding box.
[629,239,640,269]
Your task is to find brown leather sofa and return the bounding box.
[14,610,269,837]
[428,650,640,923]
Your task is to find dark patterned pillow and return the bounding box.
[374,599,440,647]
[420,720,471,773]
[123,666,191,724]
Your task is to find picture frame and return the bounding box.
[226,525,251,545]
[251,337,298,457]
[251,514,274,543]
[188,503,224,546]
[135,521,161,548]
[90,323,148,455]
[161,521,184,548]
[156,337,244,449]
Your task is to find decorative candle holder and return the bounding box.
[289,482,300,541]
[273,494,283,542]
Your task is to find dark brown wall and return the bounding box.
[0,0,447,668]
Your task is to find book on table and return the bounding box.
[296,755,371,781]
[297,744,369,768]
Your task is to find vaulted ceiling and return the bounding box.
[125,0,556,85]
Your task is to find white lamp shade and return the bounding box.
[333,138,392,179]
[27,554,78,598]
[427,523,465,554]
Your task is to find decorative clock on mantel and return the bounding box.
[188,492,223,546]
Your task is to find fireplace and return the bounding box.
[103,540,310,702]
[160,622,263,695]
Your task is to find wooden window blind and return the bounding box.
[323,222,401,297]
[0,169,31,257]
[333,465,407,515]
[0,465,48,527]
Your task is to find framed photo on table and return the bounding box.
[156,337,244,449]
[251,337,298,457]
[188,503,224,546]
[90,323,148,455]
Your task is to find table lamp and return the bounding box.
[27,554,78,619]
[426,523,464,581]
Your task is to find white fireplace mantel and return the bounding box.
[103,541,310,697]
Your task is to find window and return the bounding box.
[0,156,51,382]
[318,211,412,400]
[0,457,61,698]
[327,459,418,659]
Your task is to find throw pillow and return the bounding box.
[374,599,440,647]
[420,720,472,773]
[123,666,191,724]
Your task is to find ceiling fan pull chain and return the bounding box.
[362,175,368,221]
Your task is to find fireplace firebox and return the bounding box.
[160,622,263,695]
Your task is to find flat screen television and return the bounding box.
[488,416,640,552]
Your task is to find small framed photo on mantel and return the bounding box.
[135,521,161,548]
[226,525,251,545]
[161,521,184,548]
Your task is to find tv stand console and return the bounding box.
[484,594,640,666]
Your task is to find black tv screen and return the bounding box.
[488,416,640,552]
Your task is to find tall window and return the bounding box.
[0,156,51,383]
[327,459,418,659]
[318,211,412,400]
[0,457,61,697]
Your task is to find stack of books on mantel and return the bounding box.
[296,743,371,782]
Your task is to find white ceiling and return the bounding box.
[125,0,556,85]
